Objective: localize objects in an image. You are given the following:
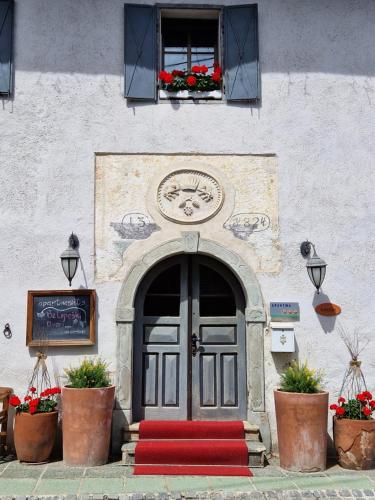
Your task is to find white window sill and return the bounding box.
[159,90,222,100]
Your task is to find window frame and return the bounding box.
[157,5,224,101]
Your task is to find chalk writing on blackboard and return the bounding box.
[27,290,96,346]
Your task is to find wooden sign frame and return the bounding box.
[26,290,96,347]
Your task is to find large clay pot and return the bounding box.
[334,417,375,470]
[13,411,58,463]
[62,386,115,466]
[274,390,328,472]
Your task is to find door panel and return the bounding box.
[134,256,188,420]
[191,257,247,419]
[133,255,247,421]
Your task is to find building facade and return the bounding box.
[1,0,375,455]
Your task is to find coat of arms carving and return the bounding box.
[157,170,224,224]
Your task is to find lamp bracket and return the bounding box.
[68,233,79,250]
[300,241,312,257]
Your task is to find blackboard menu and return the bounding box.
[27,290,96,346]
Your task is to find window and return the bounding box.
[0,0,14,96]
[162,13,219,74]
[124,3,259,102]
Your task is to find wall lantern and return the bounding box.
[60,233,80,287]
[300,241,327,293]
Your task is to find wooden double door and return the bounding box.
[133,255,247,420]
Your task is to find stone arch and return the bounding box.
[114,232,270,450]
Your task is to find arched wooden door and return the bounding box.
[133,255,246,421]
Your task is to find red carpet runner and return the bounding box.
[133,420,252,476]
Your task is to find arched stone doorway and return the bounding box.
[114,233,270,451]
[133,254,247,421]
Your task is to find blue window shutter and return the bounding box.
[224,4,259,101]
[124,4,156,100]
[0,0,13,96]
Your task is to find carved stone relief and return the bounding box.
[157,169,224,224]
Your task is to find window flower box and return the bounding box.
[159,89,222,100]
[158,65,222,101]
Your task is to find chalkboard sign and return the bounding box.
[27,290,96,346]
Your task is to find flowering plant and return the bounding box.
[330,391,375,420]
[9,386,61,415]
[159,63,222,92]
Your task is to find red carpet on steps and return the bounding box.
[139,420,245,440]
[133,420,252,476]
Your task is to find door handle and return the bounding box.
[191,332,200,357]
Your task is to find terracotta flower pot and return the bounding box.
[274,390,328,472]
[62,386,115,466]
[334,416,375,470]
[13,411,58,463]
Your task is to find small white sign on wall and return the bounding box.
[270,322,295,353]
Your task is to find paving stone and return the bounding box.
[248,493,265,499]
[208,476,252,491]
[252,477,297,491]
[33,479,81,495]
[325,492,338,497]
[125,477,168,494]
[84,467,126,479]
[339,490,354,497]
[1,463,46,479]
[301,492,315,497]
[43,466,85,479]
[363,490,375,496]
[263,491,279,498]
[127,494,143,500]
[0,478,38,495]
[80,478,124,494]
[351,491,363,497]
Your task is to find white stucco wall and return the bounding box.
[1,0,375,451]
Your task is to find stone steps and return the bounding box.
[122,421,266,468]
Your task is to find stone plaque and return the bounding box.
[157,169,224,224]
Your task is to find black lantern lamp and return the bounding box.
[300,241,327,293]
[60,233,80,287]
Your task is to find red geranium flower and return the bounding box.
[9,395,21,407]
[363,406,372,417]
[29,405,37,415]
[186,76,197,87]
[200,65,208,74]
[172,70,185,77]
[159,70,174,84]
[29,387,37,393]
[24,395,32,402]
[336,406,346,416]
[338,396,345,403]
[29,398,40,407]
[357,393,367,402]
[191,65,201,73]
[211,72,221,83]
[363,391,373,400]
[370,400,375,408]
[330,404,338,410]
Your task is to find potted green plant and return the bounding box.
[274,361,328,472]
[62,358,115,466]
[330,391,375,469]
[10,386,60,463]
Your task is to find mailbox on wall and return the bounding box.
[270,322,295,353]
